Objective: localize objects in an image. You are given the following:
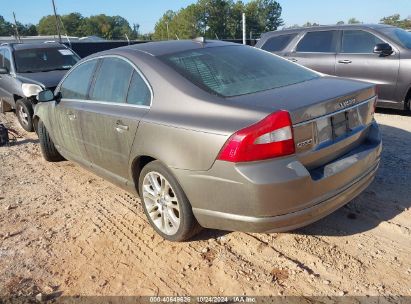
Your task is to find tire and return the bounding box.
[16,98,34,132]
[406,98,411,113]
[38,120,64,162]
[138,160,202,241]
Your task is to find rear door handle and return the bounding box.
[115,121,129,132]
[287,58,298,62]
[338,59,352,64]
[67,112,76,120]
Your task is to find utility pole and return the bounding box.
[51,0,62,43]
[166,21,170,40]
[242,13,246,45]
[12,12,21,42]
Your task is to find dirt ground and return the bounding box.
[0,110,410,299]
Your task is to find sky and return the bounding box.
[1,0,411,34]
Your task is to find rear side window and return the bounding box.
[261,34,296,52]
[161,46,318,97]
[60,60,97,100]
[342,30,383,53]
[127,71,151,106]
[90,57,134,103]
[296,31,338,53]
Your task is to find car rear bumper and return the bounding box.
[191,160,378,232]
[171,122,382,233]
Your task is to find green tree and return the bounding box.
[60,13,84,36]
[110,15,134,39]
[226,1,245,39]
[197,0,233,39]
[153,10,177,40]
[0,15,14,36]
[380,14,411,29]
[336,21,345,25]
[37,15,58,35]
[153,0,283,40]
[172,5,203,39]
[18,23,38,36]
[302,22,319,27]
[348,17,361,24]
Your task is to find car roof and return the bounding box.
[261,24,395,37]
[3,42,67,51]
[119,39,240,57]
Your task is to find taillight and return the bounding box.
[218,110,295,163]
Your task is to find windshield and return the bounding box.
[380,27,411,49]
[161,45,319,97]
[14,48,80,73]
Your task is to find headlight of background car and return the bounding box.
[21,83,43,98]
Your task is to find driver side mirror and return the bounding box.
[0,67,9,74]
[374,43,393,57]
[37,90,56,102]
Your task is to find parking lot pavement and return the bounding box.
[0,111,410,297]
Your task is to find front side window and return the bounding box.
[296,31,338,53]
[161,45,319,97]
[342,30,383,53]
[127,71,151,106]
[60,60,97,100]
[14,47,80,73]
[261,34,296,52]
[90,57,133,103]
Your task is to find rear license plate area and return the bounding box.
[316,109,362,144]
[331,112,348,139]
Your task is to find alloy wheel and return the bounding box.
[142,171,180,235]
[18,105,29,126]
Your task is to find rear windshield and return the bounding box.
[161,45,319,97]
[14,47,80,73]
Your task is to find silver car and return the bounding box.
[34,40,382,241]
[256,24,411,111]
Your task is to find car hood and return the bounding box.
[16,70,68,89]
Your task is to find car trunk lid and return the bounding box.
[228,76,377,169]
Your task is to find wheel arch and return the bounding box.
[404,86,411,110]
[131,155,157,195]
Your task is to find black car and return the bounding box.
[256,24,411,111]
[0,42,80,131]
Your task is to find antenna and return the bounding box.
[12,12,21,43]
[58,15,71,48]
[51,0,62,43]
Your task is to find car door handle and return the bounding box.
[287,58,298,62]
[67,112,76,120]
[115,121,129,132]
[338,59,352,64]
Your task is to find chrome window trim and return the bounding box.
[57,54,153,107]
[61,98,150,109]
[293,96,376,127]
